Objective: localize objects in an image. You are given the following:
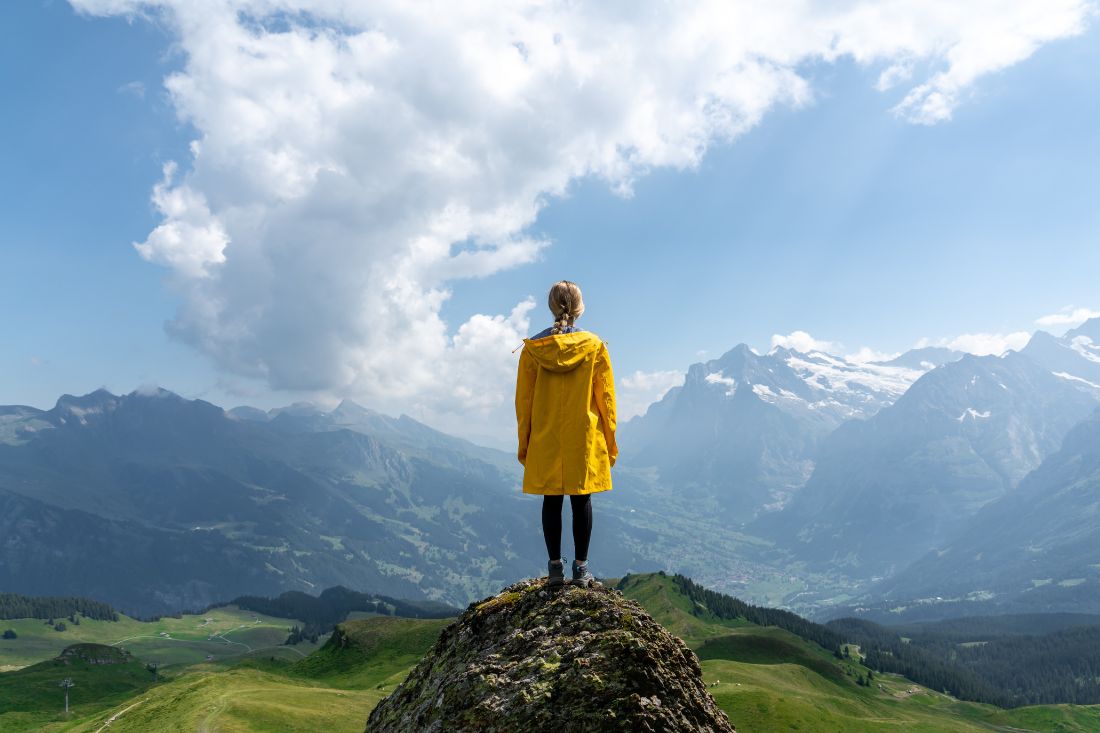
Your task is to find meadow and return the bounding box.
[4,575,1100,732]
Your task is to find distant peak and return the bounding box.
[1067,316,1100,342]
[128,386,181,400]
[227,405,270,422]
[54,388,119,411]
[334,398,370,414]
[1023,330,1060,349]
[713,342,760,366]
[270,401,325,418]
[874,347,964,370]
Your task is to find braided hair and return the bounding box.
[548,280,585,335]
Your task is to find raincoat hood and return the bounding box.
[522,331,604,373]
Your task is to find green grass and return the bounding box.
[616,572,749,643]
[616,573,1100,732]
[59,667,386,733]
[28,616,453,733]
[0,606,314,672]
[289,616,452,691]
[0,644,156,733]
[987,704,1100,732]
[5,574,1100,732]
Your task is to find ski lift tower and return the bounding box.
[59,678,74,714]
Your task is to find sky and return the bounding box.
[3,1,1099,445]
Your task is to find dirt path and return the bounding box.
[93,697,147,732]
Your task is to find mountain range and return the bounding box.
[3,318,1100,621]
[765,350,1095,578]
[855,404,1100,621]
[0,389,655,615]
[619,319,1100,616]
[618,343,951,517]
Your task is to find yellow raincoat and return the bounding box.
[515,331,617,495]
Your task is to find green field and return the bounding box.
[4,575,1100,732]
[0,644,156,733]
[0,606,321,673]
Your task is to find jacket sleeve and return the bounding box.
[594,343,618,467]
[515,347,538,466]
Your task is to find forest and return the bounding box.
[671,576,1100,707]
[0,593,119,622]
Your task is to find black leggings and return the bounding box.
[542,495,592,562]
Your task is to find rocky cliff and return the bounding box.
[366,577,735,732]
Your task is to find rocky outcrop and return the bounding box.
[366,578,735,733]
[59,643,132,665]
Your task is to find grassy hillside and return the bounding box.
[29,616,451,733]
[618,573,1100,732]
[0,644,155,733]
[5,574,1100,732]
[58,666,385,733]
[0,605,317,673]
[289,616,451,690]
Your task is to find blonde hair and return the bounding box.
[548,280,584,335]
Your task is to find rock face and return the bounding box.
[366,578,735,733]
[59,643,133,665]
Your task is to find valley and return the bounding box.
[5,574,1100,732]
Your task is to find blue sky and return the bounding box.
[3,1,1099,441]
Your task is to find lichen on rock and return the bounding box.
[365,578,735,733]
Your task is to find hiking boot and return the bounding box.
[547,559,566,587]
[571,559,596,588]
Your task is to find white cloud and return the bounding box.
[70,0,1094,437]
[886,2,1093,123]
[918,331,1032,356]
[134,162,229,278]
[846,347,901,364]
[771,331,837,354]
[117,80,145,98]
[620,369,685,420]
[1036,306,1100,329]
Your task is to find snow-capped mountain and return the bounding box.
[872,346,965,371]
[765,350,1099,580]
[1022,317,1100,398]
[619,343,937,517]
[765,346,927,422]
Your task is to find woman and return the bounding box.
[515,280,618,587]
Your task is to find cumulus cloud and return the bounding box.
[917,332,1032,356]
[884,2,1093,123]
[771,331,837,354]
[1036,306,1100,329]
[134,162,229,278]
[70,0,1093,436]
[846,347,901,364]
[620,369,685,420]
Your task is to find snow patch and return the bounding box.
[956,408,991,421]
[784,352,922,410]
[705,371,734,386]
[1070,336,1100,363]
[752,384,775,398]
[1053,371,1100,390]
[704,371,736,396]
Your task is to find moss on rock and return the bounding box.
[365,578,735,733]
